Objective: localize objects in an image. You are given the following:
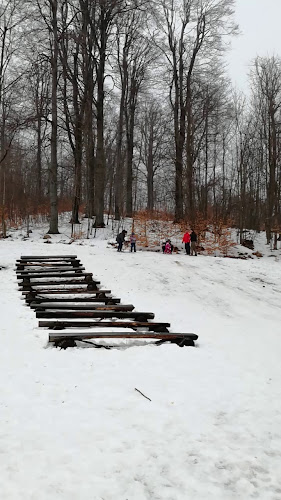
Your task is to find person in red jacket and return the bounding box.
[182,231,191,255]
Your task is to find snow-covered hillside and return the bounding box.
[0,217,280,499]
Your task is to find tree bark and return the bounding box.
[48,0,59,234]
[94,7,106,228]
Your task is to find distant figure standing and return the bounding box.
[116,229,127,252]
[130,232,137,252]
[190,229,197,256]
[182,230,191,255]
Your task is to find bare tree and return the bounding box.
[0,0,28,236]
[155,0,237,222]
[251,56,281,246]
[138,102,169,211]
[35,0,60,233]
[28,54,50,201]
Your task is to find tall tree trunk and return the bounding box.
[94,12,106,228]
[36,117,42,200]
[174,79,185,222]
[71,51,84,224]
[147,124,154,211]
[186,90,194,223]
[72,128,83,224]
[239,133,246,244]
[147,171,154,212]
[125,60,141,218]
[80,0,95,219]
[85,106,95,218]
[115,81,126,220]
[126,98,135,217]
[204,113,208,219]
[268,101,277,247]
[48,0,59,234]
[94,89,105,227]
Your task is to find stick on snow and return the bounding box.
[135,388,151,402]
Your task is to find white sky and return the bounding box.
[227,0,281,92]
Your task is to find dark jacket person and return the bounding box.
[116,230,127,252]
[190,230,197,256]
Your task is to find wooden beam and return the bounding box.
[28,297,121,304]
[19,279,100,288]
[16,267,85,274]
[39,320,170,331]
[17,272,92,280]
[20,255,78,259]
[22,288,111,295]
[36,311,155,320]
[16,261,80,267]
[31,303,134,311]
[49,331,198,341]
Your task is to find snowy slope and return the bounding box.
[0,218,280,500]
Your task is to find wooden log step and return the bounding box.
[36,311,155,320]
[17,272,91,280]
[49,331,198,341]
[39,320,170,331]
[19,279,100,288]
[16,267,85,274]
[31,303,134,311]
[16,261,80,267]
[22,288,112,296]
[28,297,121,304]
[20,255,78,260]
[18,261,79,265]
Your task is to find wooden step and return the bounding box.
[22,288,112,296]
[19,279,100,288]
[49,331,198,348]
[28,297,121,304]
[16,261,80,268]
[36,311,155,320]
[49,331,198,341]
[20,255,78,260]
[16,267,85,274]
[31,303,134,311]
[17,272,91,280]
[39,320,170,332]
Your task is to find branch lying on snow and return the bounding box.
[135,388,151,402]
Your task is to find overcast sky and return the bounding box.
[227,0,281,92]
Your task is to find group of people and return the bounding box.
[116,228,197,255]
[116,230,136,252]
[182,229,197,256]
[162,229,197,255]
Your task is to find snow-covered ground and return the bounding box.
[0,217,281,500]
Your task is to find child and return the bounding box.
[164,240,172,254]
[130,232,137,252]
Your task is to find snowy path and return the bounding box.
[0,232,281,499]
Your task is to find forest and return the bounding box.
[0,0,280,248]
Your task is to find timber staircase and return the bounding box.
[17,254,198,348]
